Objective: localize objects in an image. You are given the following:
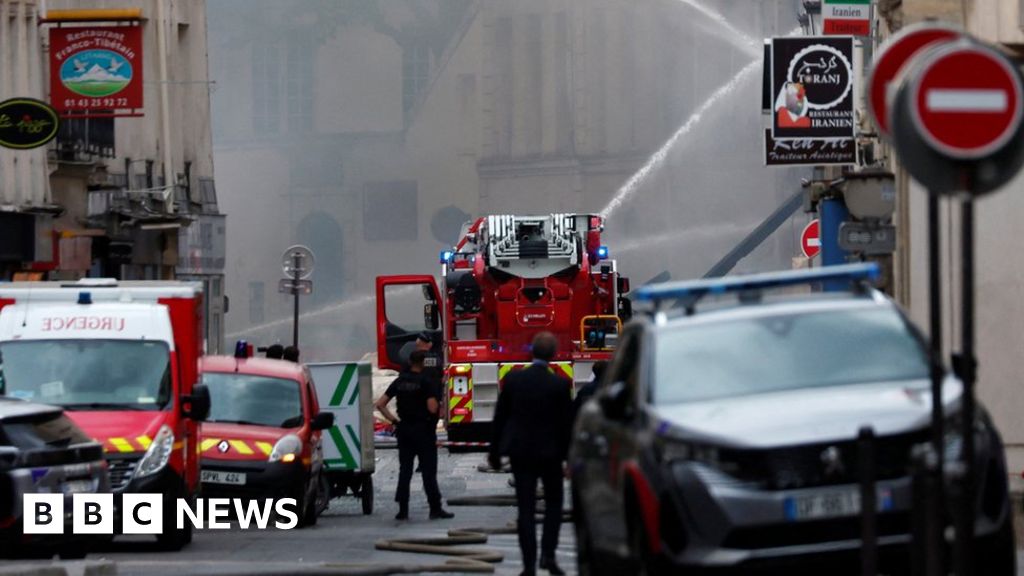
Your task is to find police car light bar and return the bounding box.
[633,262,880,303]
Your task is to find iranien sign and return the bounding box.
[771,37,856,140]
[823,0,872,36]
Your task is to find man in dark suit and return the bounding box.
[489,332,573,576]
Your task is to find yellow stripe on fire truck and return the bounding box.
[448,395,473,424]
[497,362,574,382]
[103,436,152,453]
[498,362,575,398]
[448,366,474,424]
[200,438,274,456]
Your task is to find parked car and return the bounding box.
[198,345,334,527]
[0,398,110,558]
[570,264,1015,575]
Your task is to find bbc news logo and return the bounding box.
[23,494,299,534]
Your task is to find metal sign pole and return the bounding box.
[292,252,301,348]
[886,34,1024,576]
[926,192,946,576]
[953,196,977,576]
[858,426,877,576]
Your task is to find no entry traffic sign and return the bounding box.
[909,42,1024,160]
[891,38,1024,196]
[801,219,821,259]
[867,22,960,139]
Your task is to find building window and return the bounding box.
[286,37,313,133]
[363,181,418,241]
[402,42,430,124]
[252,43,280,134]
[249,281,264,324]
[252,38,312,134]
[55,115,115,161]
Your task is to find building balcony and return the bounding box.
[53,116,115,163]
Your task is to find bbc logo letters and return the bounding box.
[22,494,298,533]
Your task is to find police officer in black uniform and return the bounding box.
[374,350,454,520]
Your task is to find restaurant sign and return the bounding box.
[0,98,60,149]
[50,25,144,117]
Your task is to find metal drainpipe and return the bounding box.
[156,0,174,212]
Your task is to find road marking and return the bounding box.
[926,89,1008,113]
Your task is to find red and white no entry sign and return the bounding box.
[909,42,1024,160]
[867,22,960,138]
[801,219,821,259]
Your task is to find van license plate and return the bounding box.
[61,480,95,494]
[201,470,246,485]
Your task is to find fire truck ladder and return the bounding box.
[485,214,579,276]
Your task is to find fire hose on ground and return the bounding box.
[173,493,570,575]
[365,492,573,575]
[1,491,574,576]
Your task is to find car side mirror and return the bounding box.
[280,415,304,429]
[599,381,630,420]
[311,411,335,431]
[618,297,633,323]
[183,384,211,421]
[424,302,440,330]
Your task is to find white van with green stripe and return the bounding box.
[309,362,375,515]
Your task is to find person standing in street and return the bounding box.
[489,332,573,576]
[398,331,443,472]
[573,360,607,419]
[375,350,454,521]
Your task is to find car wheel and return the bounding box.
[361,474,374,515]
[291,473,317,528]
[156,517,192,551]
[156,491,193,550]
[976,514,1016,576]
[315,472,331,515]
[299,486,318,528]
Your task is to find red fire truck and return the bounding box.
[0,279,209,549]
[376,214,630,445]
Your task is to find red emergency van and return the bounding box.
[0,279,210,550]
[198,345,333,527]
